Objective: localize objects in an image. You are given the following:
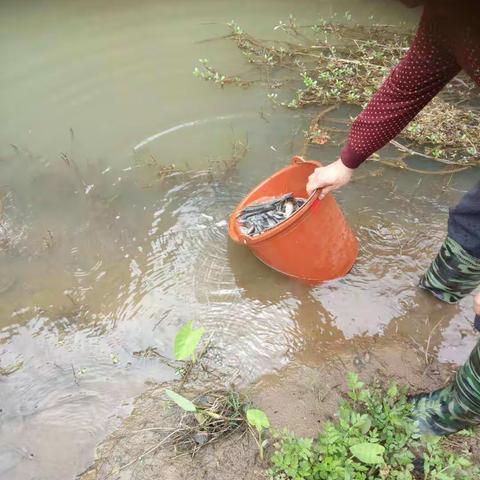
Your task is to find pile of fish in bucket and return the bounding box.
[236,192,306,237]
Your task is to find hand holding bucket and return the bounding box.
[306,158,354,200]
[228,156,359,283]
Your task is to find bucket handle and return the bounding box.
[291,155,324,202]
[291,156,321,168]
[291,155,306,165]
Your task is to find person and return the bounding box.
[306,0,480,436]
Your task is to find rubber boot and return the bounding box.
[419,236,480,304]
[411,336,480,435]
[475,314,480,332]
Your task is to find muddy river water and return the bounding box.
[0,1,478,479]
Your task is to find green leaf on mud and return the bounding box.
[347,372,364,391]
[246,408,270,433]
[387,383,398,398]
[357,415,372,435]
[350,442,385,465]
[165,389,197,412]
[174,321,205,361]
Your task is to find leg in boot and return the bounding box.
[414,185,480,434]
[411,328,480,436]
[420,182,480,304]
[419,236,480,304]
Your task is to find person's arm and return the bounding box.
[307,10,461,197]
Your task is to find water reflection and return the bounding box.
[1,113,478,480]
[2,140,478,480]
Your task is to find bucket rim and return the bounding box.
[228,156,322,245]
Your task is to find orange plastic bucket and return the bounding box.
[228,156,359,283]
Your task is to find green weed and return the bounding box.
[268,373,478,480]
[247,408,271,460]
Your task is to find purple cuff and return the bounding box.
[340,143,367,169]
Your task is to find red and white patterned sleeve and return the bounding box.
[340,12,461,169]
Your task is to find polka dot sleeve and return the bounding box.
[340,11,461,169]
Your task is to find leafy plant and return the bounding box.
[268,373,478,480]
[269,431,315,479]
[247,408,270,460]
[174,321,205,362]
[350,442,385,465]
[193,58,249,87]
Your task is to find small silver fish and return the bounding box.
[284,200,295,218]
[237,193,307,237]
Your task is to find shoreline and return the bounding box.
[79,335,480,480]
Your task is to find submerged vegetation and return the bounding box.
[194,18,480,174]
[268,373,478,480]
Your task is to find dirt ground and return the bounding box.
[79,336,480,480]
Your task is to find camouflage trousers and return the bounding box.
[411,335,480,435]
[420,181,480,304]
[412,181,480,435]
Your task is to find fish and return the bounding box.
[284,200,295,218]
[237,193,307,237]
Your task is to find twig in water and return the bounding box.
[389,140,478,167]
[301,105,337,157]
[424,319,442,366]
[372,158,471,175]
[71,364,79,386]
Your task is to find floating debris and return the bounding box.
[0,360,24,376]
[236,192,306,237]
[168,389,248,455]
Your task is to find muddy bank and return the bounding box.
[79,335,480,480]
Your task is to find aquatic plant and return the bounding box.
[174,320,205,362]
[194,18,480,174]
[193,58,251,87]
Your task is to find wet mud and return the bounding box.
[79,336,480,480]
